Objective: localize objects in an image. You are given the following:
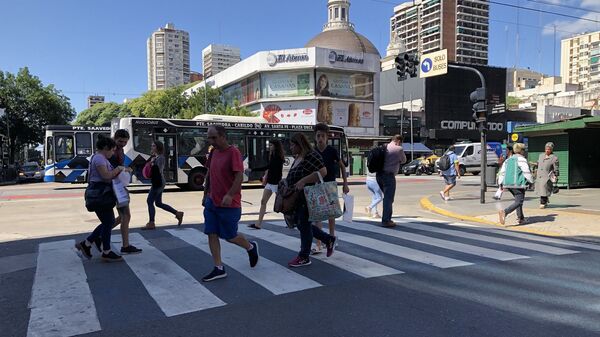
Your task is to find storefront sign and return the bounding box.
[317,100,374,128]
[260,101,316,125]
[440,120,504,131]
[267,52,310,67]
[315,71,373,100]
[328,51,364,64]
[261,71,313,98]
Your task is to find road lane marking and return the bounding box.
[337,221,530,261]
[114,233,225,317]
[27,240,101,337]
[267,221,471,269]
[238,225,402,278]
[166,228,321,295]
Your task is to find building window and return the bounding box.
[335,7,339,19]
[342,8,346,19]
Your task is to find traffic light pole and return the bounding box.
[448,64,487,204]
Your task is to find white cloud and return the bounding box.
[542,11,600,38]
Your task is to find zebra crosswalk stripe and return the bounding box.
[27,240,101,337]
[336,221,530,261]
[267,221,472,268]
[237,225,402,278]
[166,228,322,295]
[115,233,226,317]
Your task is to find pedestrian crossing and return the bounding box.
[22,217,600,337]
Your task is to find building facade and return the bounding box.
[561,30,600,90]
[506,68,545,92]
[87,95,105,108]
[147,23,190,90]
[390,0,489,65]
[202,44,241,78]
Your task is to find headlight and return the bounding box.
[35,171,40,175]
[19,172,25,176]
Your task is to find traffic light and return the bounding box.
[395,55,406,80]
[405,53,418,78]
[395,53,419,81]
[470,87,486,125]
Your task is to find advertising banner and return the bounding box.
[260,100,317,125]
[261,71,314,98]
[315,71,373,100]
[317,100,374,128]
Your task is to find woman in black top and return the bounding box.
[286,133,336,268]
[249,139,285,229]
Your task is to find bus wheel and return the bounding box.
[187,170,206,191]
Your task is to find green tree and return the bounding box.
[506,96,523,109]
[214,100,257,117]
[182,86,223,118]
[0,67,75,163]
[74,102,128,126]
[125,85,188,119]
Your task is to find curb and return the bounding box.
[419,196,564,237]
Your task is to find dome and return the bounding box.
[305,29,380,56]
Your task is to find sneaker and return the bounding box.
[121,245,142,254]
[326,236,337,257]
[382,221,397,228]
[93,238,102,252]
[310,247,322,255]
[288,256,311,267]
[539,204,546,209]
[364,206,371,215]
[75,241,92,259]
[439,191,446,201]
[498,210,506,226]
[247,241,259,268]
[371,212,381,219]
[202,266,227,282]
[101,251,123,262]
[175,211,184,226]
[517,218,527,225]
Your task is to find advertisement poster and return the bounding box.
[261,71,314,98]
[317,100,374,127]
[315,71,373,100]
[261,100,316,125]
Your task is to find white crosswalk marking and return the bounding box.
[114,233,226,316]
[267,221,472,268]
[237,225,402,278]
[392,221,579,255]
[336,221,530,261]
[27,240,101,337]
[166,228,322,295]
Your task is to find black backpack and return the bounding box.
[367,145,387,173]
[438,153,451,171]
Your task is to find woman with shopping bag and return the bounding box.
[285,133,337,268]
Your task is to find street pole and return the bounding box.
[400,80,405,136]
[5,110,10,165]
[204,83,208,114]
[410,93,414,161]
[448,64,487,204]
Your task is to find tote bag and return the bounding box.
[303,172,342,222]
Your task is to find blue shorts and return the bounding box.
[203,197,241,240]
[443,175,457,186]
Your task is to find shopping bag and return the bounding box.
[342,194,354,222]
[493,188,503,200]
[118,171,131,187]
[304,172,342,222]
[112,176,130,208]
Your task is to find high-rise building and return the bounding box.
[87,95,105,108]
[147,23,190,90]
[389,0,489,65]
[202,44,241,78]
[561,30,600,89]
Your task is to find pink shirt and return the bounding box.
[208,146,244,208]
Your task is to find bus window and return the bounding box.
[228,131,246,156]
[75,133,92,156]
[178,128,207,157]
[55,135,74,162]
[46,136,54,165]
[133,126,153,154]
[92,133,110,152]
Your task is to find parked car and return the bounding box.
[402,158,434,176]
[435,142,499,176]
[18,162,43,183]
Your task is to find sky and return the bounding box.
[2,0,600,114]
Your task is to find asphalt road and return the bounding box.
[2,178,600,337]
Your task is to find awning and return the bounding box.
[516,115,600,135]
[380,98,424,112]
[402,142,432,153]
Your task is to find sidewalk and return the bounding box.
[420,184,600,244]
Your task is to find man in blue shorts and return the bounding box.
[201,125,259,282]
[440,145,461,201]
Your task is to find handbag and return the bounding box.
[342,194,354,222]
[303,172,343,222]
[85,182,116,212]
[142,160,152,179]
[274,180,300,215]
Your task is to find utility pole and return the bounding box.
[410,93,414,161]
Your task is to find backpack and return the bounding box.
[502,156,528,189]
[438,153,451,171]
[367,145,387,173]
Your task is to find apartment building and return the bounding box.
[87,95,105,108]
[561,30,600,89]
[202,44,241,78]
[147,23,190,90]
[390,0,489,65]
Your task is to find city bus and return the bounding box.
[43,125,111,182]
[112,115,349,190]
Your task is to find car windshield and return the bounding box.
[452,145,467,156]
[23,165,39,171]
[408,159,420,166]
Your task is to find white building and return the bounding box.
[561,30,600,90]
[202,44,241,78]
[506,68,546,92]
[87,95,105,108]
[186,0,381,142]
[147,23,190,90]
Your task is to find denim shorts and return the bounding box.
[443,175,457,186]
[203,197,241,240]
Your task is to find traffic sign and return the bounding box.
[419,49,448,79]
[511,133,519,142]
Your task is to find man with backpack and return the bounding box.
[439,145,461,201]
[370,135,406,228]
[497,143,533,226]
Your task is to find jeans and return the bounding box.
[295,198,333,259]
[504,188,525,220]
[147,185,178,222]
[87,208,116,251]
[376,172,396,222]
[366,178,383,211]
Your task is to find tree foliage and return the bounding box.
[0,67,75,162]
[73,102,128,126]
